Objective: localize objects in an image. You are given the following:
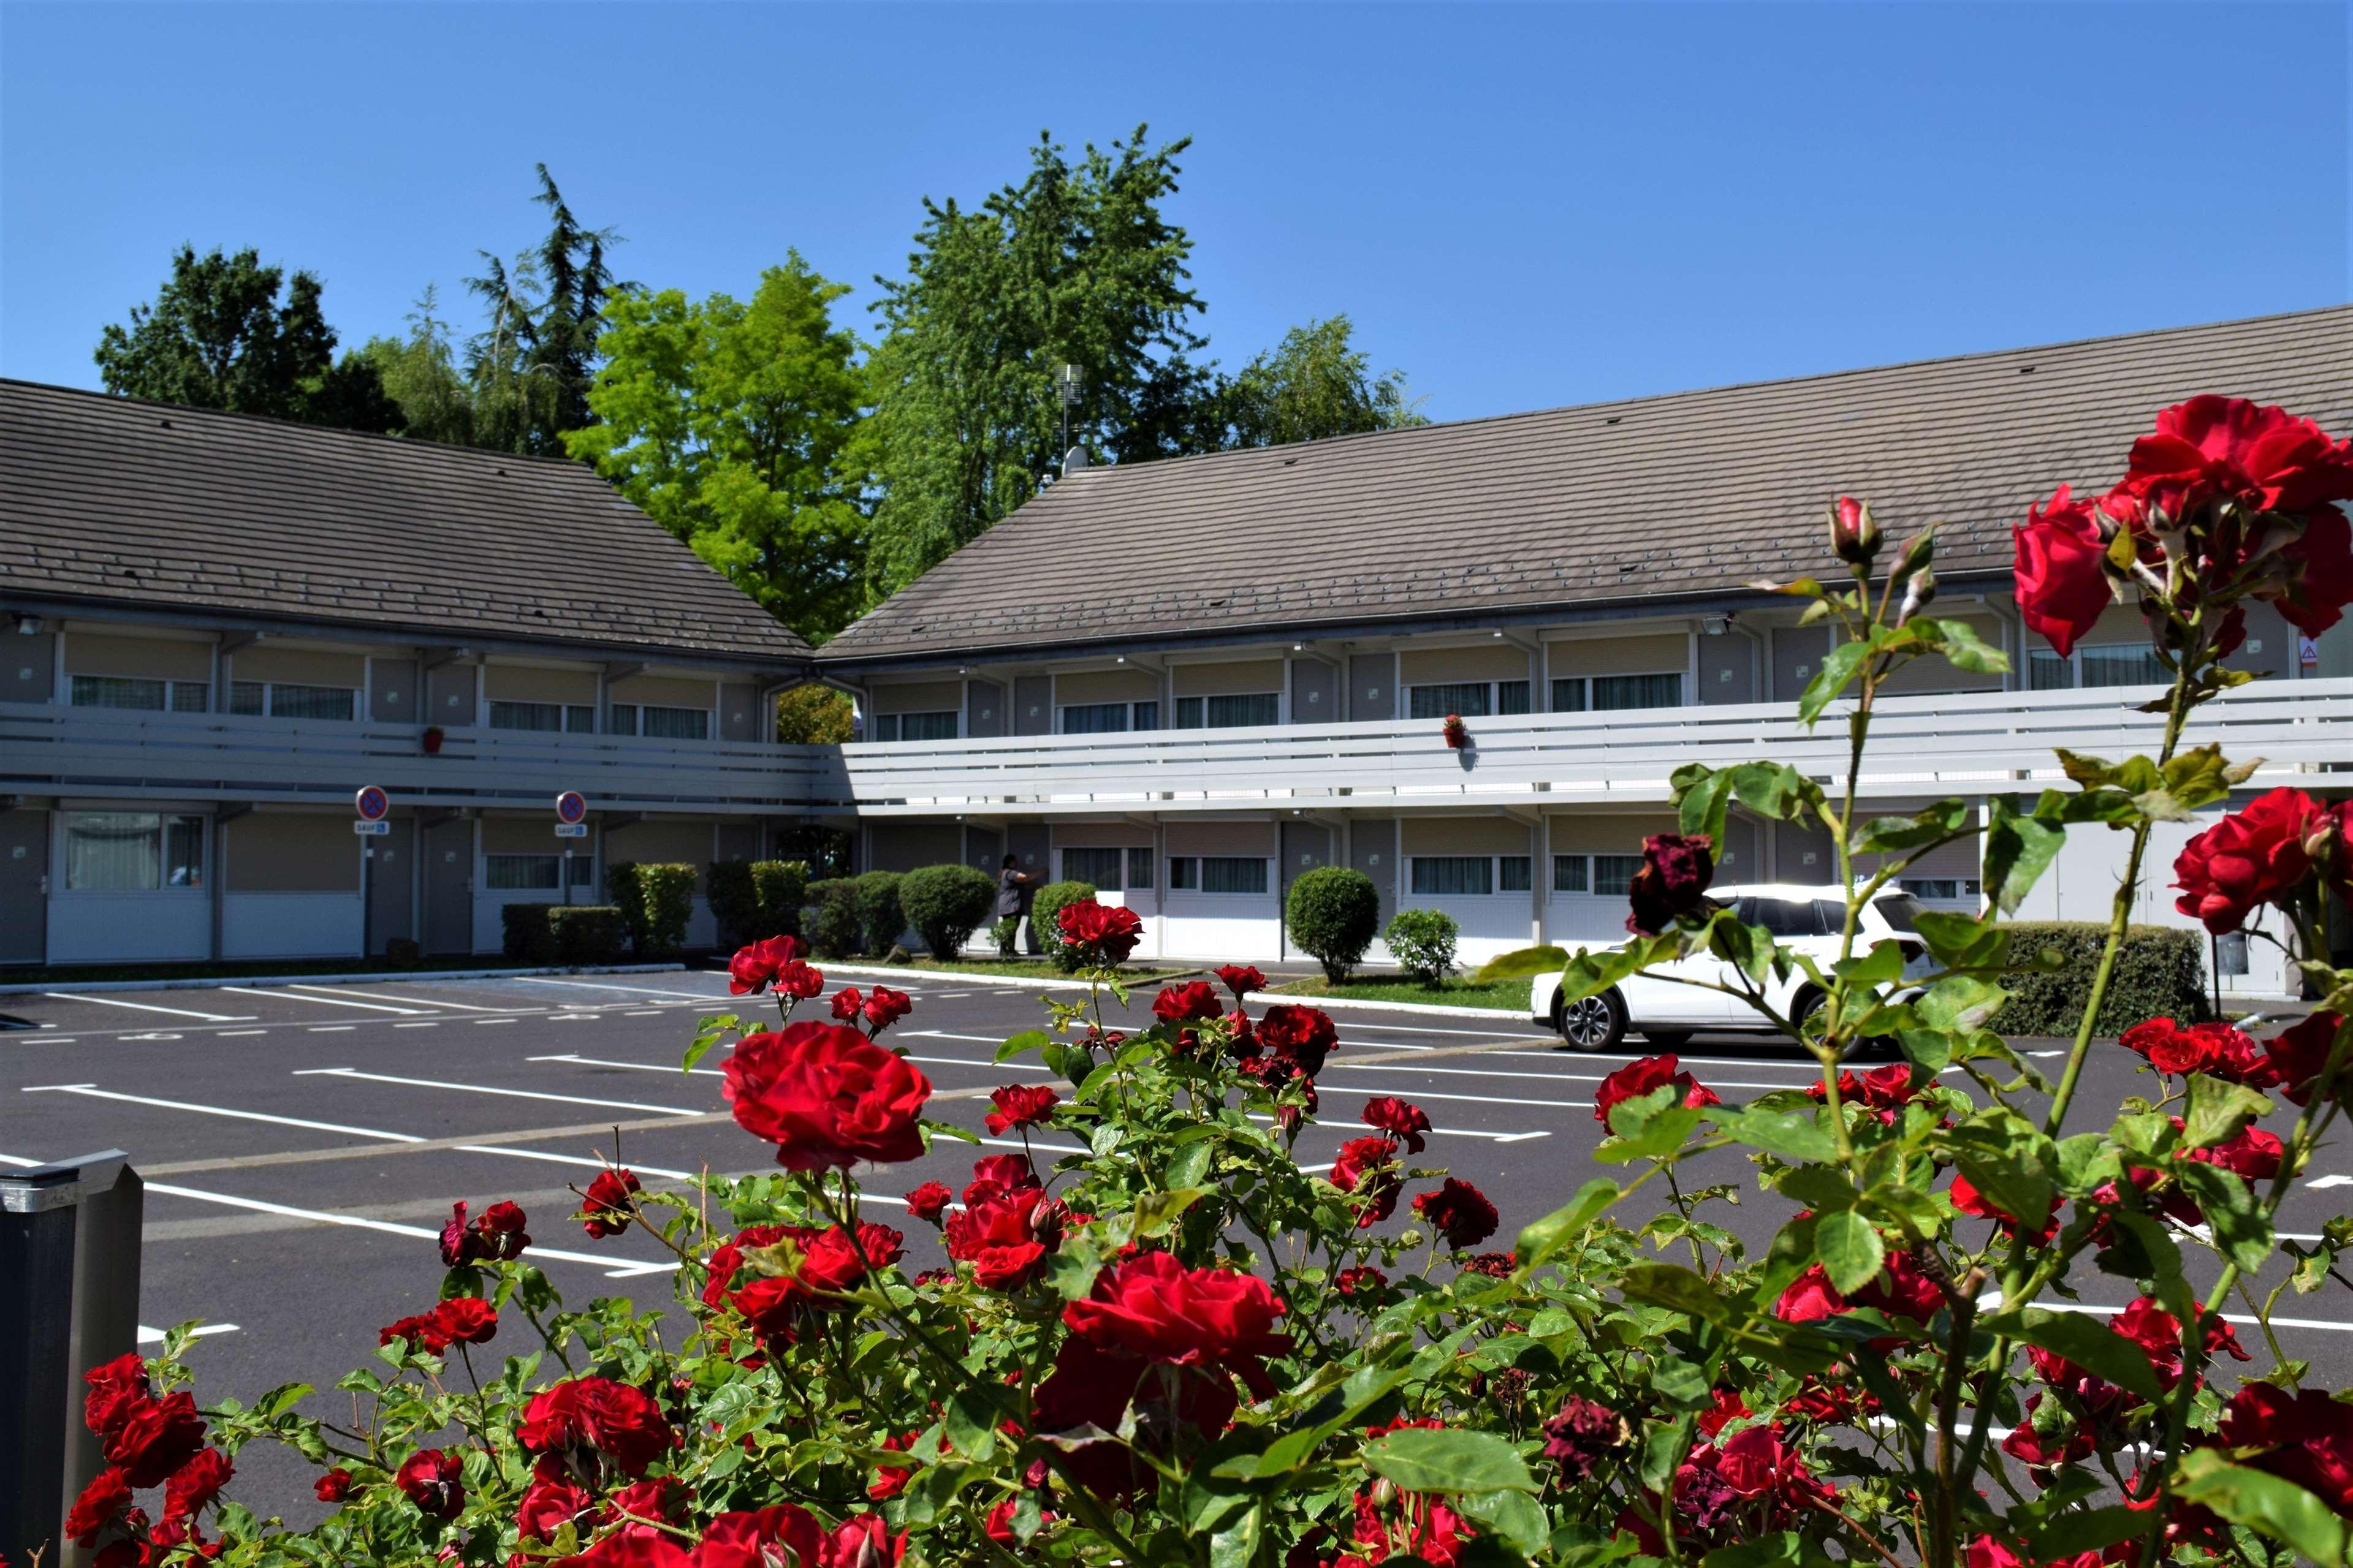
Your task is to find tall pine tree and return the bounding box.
[464,165,624,456]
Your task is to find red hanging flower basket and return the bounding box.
[422,725,445,756]
[1441,714,1470,749]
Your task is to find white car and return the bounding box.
[1529,884,1935,1051]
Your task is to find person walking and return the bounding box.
[995,855,1035,957]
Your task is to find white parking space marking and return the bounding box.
[295,1066,706,1118]
[41,993,255,1023]
[308,1026,354,1034]
[139,1324,239,1344]
[475,1018,518,1026]
[514,977,734,1001]
[222,987,425,1016]
[218,1029,268,1037]
[23,1083,425,1142]
[1333,1021,1554,1039]
[288,985,530,1013]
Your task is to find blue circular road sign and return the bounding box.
[354,785,390,822]
[555,791,588,824]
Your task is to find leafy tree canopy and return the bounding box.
[567,253,870,641]
[355,286,476,447]
[862,126,1209,596]
[775,683,855,744]
[94,244,401,433]
[465,164,625,456]
[1207,314,1424,449]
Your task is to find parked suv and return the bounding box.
[1530,884,1934,1051]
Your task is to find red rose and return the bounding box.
[313,1469,353,1504]
[696,1506,826,1568]
[945,1183,1066,1289]
[2120,1017,2277,1086]
[983,1083,1060,1136]
[2013,483,2117,658]
[731,1223,904,1337]
[1334,1265,1388,1297]
[393,1448,465,1520]
[437,1200,474,1267]
[477,1200,530,1257]
[1412,1178,1499,1250]
[2173,787,2338,934]
[1215,964,1266,1001]
[2188,1123,2284,1184]
[67,1468,134,1546]
[984,1497,1022,1547]
[2210,1382,2353,1513]
[2267,1011,2346,1107]
[1054,898,1144,965]
[1258,1004,1338,1075]
[862,986,912,1034]
[517,1474,597,1542]
[379,1311,450,1355]
[104,1391,207,1490]
[867,1433,920,1501]
[516,1377,675,1479]
[1594,1054,1720,1128]
[1362,1096,1432,1154]
[1774,1251,1942,1341]
[776,959,825,1001]
[818,1513,907,1567]
[2114,395,2353,524]
[1948,1172,2059,1245]
[1152,981,1222,1024]
[903,1180,953,1224]
[581,1167,642,1238]
[728,935,805,996]
[724,1021,932,1170]
[604,1475,693,1532]
[83,1352,151,1439]
[1543,1397,1632,1482]
[1063,1251,1290,1393]
[968,1152,1038,1192]
[1625,833,1715,936]
[1329,1134,1402,1227]
[830,987,863,1021]
[553,1534,692,1568]
[432,1297,498,1346]
[2276,509,2353,638]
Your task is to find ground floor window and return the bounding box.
[485,853,596,890]
[1552,853,1644,897]
[1407,680,1530,720]
[869,710,956,743]
[1126,847,1155,890]
[1168,855,1268,894]
[70,675,210,713]
[64,811,205,890]
[230,681,357,721]
[1905,877,1983,902]
[1173,693,1280,729]
[1060,700,1160,734]
[1409,854,1533,896]
[1062,846,1125,887]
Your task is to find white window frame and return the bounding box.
[57,810,208,894]
[483,852,596,891]
[1550,852,1646,899]
[872,710,959,743]
[1405,680,1532,721]
[1165,854,1272,896]
[1059,846,1128,889]
[1057,699,1161,735]
[67,673,211,713]
[1407,852,1535,898]
[1171,692,1282,730]
[229,680,360,722]
[2029,642,2170,692]
[1547,671,1685,713]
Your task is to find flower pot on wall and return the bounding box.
[422,726,445,756]
[1441,714,1470,750]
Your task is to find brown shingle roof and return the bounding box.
[821,306,2353,664]
[0,379,811,665]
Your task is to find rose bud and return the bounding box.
[1830,495,1880,565]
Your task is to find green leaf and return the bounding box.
[2173,1449,2349,1566]
[2173,1162,2275,1272]
[943,1388,998,1462]
[1620,1263,1731,1323]
[2031,1506,2150,1561]
[1797,639,1871,724]
[1362,1426,1538,1494]
[2183,1073,2273,1150]
[683,1013,738,1073]
[1458,1489,1549,1556]
[1720,1106,1838,1165]
[1910,908,2007,969]
[2007,1309,2164,1403]
[994,1029,1051,1063]
[1813,1210,1885,1295]
[1849,798,1973,855]
[1559,932,1682,1006]
[1984,795,2066,915]
[1674,765,1739,844]
[1915,615,2009,674]
[1165,1137,1215,1192]
[1513,1178,1621,1270]
[1131,1187,1204,1238]
[1700,1536,1805,1568]
[1208,1502,1263,1568]
[1600,1094,1704,1162]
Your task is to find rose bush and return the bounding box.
[66,398,2353,1568]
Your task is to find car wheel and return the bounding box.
[1556,989,1627,1052]
[1643,1030,1693,1049]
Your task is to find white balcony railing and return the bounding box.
[839,678,2353,817]
[0,701,846,814]
[9,680,2353,820]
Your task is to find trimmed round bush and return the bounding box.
[1284,865,1382,984]
[899,863,998,960]
[1029,879,1097,971]
[1384,906,1460,987]
[851,870,905,956]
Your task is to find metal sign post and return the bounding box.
[354,787,389,959]
[554,793,588,906]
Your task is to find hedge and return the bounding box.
[1285,866,1382,983]
[707,859,810,947]
[1031,879,1097,971]
[499,904,627,964]
[608,862,697,955]
[1991,921,2210,1036]
[851,870,905,956]
[899,863,997,960]
[804,878,861,960]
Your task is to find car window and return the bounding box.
[1872,893,1926,934]
[1812,900,1849,936]
[1737,897,1825,937]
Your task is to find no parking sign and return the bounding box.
[353,785,390,835]
[555,790,588,838]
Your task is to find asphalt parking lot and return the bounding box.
[2,964,2346,1519]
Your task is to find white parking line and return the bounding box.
[514,977,731,1001]
[139,1324,239,1344]
[23,1083,424,1142]
[40,993,254,1023]
[393,1023,439,1030]
[294,1066,705,1118]
[308,1026,354,1034]
[217,1030,268,1038]
[475,1018,518,1026]
[221,987,425,1016]
[287,985,530,1014]
[625,1010,665,1017]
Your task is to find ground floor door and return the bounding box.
[0,809,47,963]
[422,819,474,955]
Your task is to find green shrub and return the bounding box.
[500,903,558,963]
[851,870,905,956]
[899,863,997,960]
[1991,921,2209,1036]
[708,859,810,947]
[1030,879,1097,971]
[1472,944,1570,983]
[547,905,626,964]
[1284,866,1382,983]
[609,862,697,955]
[1385,907,1461,987]
[990,915,1021,955]
[805,878,861,960]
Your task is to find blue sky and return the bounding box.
[2,2,2345,424]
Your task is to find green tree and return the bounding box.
[862,126,1209,596]
[775,684,854,744]
[355,287,476,445]
[94,244,401,432]
[465,164,623,456]
[566,254,870,639]
[1211,315,1424,449]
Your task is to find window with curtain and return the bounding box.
[1498,681,1532,715]
[485,854,563,890]
[1168,856,1198,889]
[1062,847,1124,887]
[1408,683,1491,719]
[1200,857,1268,894]
[1060,702,1130,734]
[1500,855,1533,892]
[1410,856,1493,896]
[230,682,267,716]
[1204,693,1280,728]
[1549,678,1590,713]
[2079,643,2168,689]
[488,700,564,732]
[1553,855,1590,892]
[566,705,597,733]
[1125,847,1155,890]
[268,684,357,721]
[1592,854,1644,896]
[642,705,713,741]
[64,812,204,891]
[1592,672,1682,711]
[2028,651,2074,691]
[608,704,641,735]
[1132,702,1160,732]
